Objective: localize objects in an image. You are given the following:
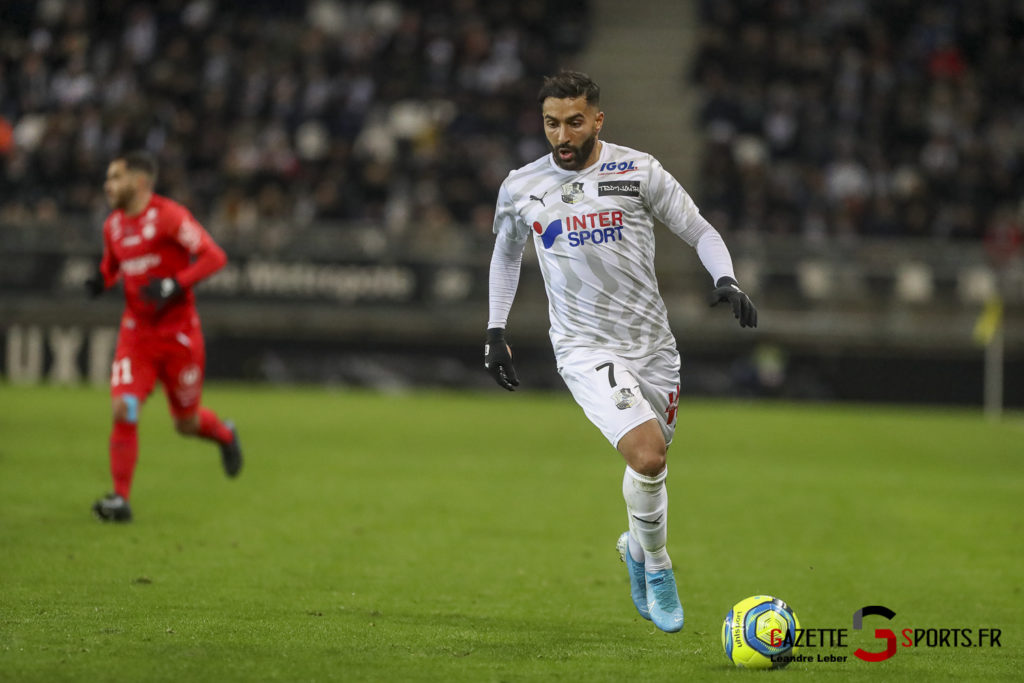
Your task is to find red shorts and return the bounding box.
[110,315,206,419]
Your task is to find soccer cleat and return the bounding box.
[617,531,651,620]
[645,568,684,633]
[92,493,132,522]
[219,420,243,478]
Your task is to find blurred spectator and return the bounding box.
[691,0,1024,243]
[0,0,590,253]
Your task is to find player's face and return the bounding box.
[104,160,141,210]
[542,96,604,171]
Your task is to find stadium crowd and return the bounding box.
[0,0,588,253]
[690,0,1024,247]
[2,0,1021,253]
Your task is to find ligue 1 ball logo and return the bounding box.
[722,595,801,669]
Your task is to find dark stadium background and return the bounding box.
[1,0,1021,407]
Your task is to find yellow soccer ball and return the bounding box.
[721,595,801,669]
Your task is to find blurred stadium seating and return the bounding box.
[0,0,589,252]
[0,0,1020,404]
[690,0,1023,244]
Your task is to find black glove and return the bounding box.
[85,269,106,298]
[142,276,183,310]
[484,327,519,391]
[708,276,758,328]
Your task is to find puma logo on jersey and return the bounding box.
[529,191,548,206]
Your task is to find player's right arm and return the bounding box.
[485,180,529,391]
[86,219,120,297]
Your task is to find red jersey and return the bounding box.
[100,194,226,330]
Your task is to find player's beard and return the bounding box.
[108,186,135,211]
[551,132,598,171]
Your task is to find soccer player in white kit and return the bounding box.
[484,71,757,633]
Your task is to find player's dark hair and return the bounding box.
[116,151,158,183]
[537,70,600,106]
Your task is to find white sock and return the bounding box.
[628,530,645,564]
[622,466,671,571]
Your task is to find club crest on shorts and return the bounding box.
[561,181,584,205]
[612,386,640,410]
[179,364,200,386]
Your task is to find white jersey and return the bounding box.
[491,141,734,359]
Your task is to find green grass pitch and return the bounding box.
[1,383,1021,681]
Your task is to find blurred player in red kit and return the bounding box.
[85,151,242,522]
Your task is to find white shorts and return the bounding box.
[557,346,681,448]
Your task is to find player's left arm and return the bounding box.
[143,208,227,307]
[645,157,757,328]
[171,211,227,288]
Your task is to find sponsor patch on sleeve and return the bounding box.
[598,180,641,197]
[177,218,203,253]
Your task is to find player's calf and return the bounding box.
[175,409,243,477]
[112,394,140,424]
[174,414,201,436]
[108,394,140,501]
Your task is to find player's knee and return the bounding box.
[112,395,139,424]
[174,414,200,436]
[633,447,666,476]
[618,420,667,475]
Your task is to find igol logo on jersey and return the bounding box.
[532,210,626,249]
[598,160,639,175]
